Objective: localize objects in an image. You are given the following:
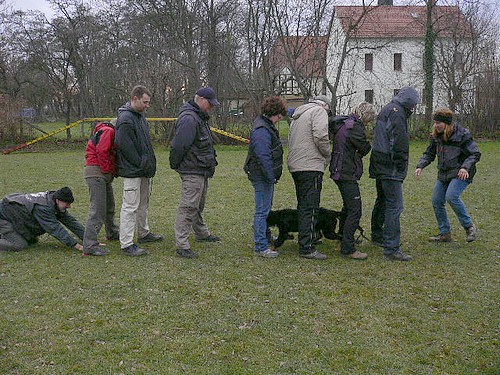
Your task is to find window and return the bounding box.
[454,52,464,71]
[365,53,373,71]
[394,53,402,71]
[365,90,374,104]
[278,74,299,95]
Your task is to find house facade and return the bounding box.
[268,36,328,108]
[326,3,474,114]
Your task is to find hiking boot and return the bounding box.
[300,250,328,260]
[176,248,198,259]
[465,224,478,242]
[428,233,453,242]
[196,234,221,243]
[385,250,412,261]
[344,250,368,260]
[254,249,279,258]
[122,244,148,256]
[138,232,164,243]
[83,246,110,256]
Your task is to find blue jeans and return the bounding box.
[371,179,404,255]
[432,178,472,234]
[252,181,274,252]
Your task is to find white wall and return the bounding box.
[326,18,454,114]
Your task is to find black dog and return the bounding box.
[267,207,366,248]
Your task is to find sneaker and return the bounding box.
[300,250,328,260]
[122,244,148,256]
[138,232,164,243]
[254,249,279,258]
[385,250,412,261]
[83,246,110,256]
[196,235,221,243]
[465,224,478,242]
[428,233,452,242]
[344,250,368,260]
[176,248,198,258]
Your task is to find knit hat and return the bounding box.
[54,187,74,203]
[433,112,453,125]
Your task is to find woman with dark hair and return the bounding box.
[244,96,287,258]
[415,108,481,243]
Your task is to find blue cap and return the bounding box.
[196,87,220,106]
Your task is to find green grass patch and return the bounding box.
[0,142,499,374]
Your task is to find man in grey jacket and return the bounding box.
[288,95,332,260]
[0,187,84,252]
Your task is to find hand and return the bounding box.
[415,168,423,179]
[457,168,469,180]
[74,243,83,251]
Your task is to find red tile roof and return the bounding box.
[335,6,472,39]
[269,36,328,77]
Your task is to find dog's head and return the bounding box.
[318,208,343,240]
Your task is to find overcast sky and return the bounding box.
[7,0,500,20]
[9,0,55,17]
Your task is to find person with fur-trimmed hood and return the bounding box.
[369,86,420,261]
[288,95,332,260]
[415,108,481,243]
[0,187,84,252]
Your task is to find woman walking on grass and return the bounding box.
[415,108,481,243]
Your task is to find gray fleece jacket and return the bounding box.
[287,101,331,173]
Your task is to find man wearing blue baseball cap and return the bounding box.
[169,87,221,258]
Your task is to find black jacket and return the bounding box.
[0,191,84,247]
[244,115,283,183]
[115,102,156,178]
[369,87,420,181]
[416,123,481,183]
[169,101,218,178]
[329,114,371,181]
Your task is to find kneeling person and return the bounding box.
[0,187,85,252]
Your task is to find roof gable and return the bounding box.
[335,5,473,39]
[269,36,328,78]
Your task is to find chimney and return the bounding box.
[378,0,393,5]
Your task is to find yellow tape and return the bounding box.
[2,118,249,154]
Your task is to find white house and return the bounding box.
[327,3,474,114]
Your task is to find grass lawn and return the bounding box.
[0,142,498,374]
